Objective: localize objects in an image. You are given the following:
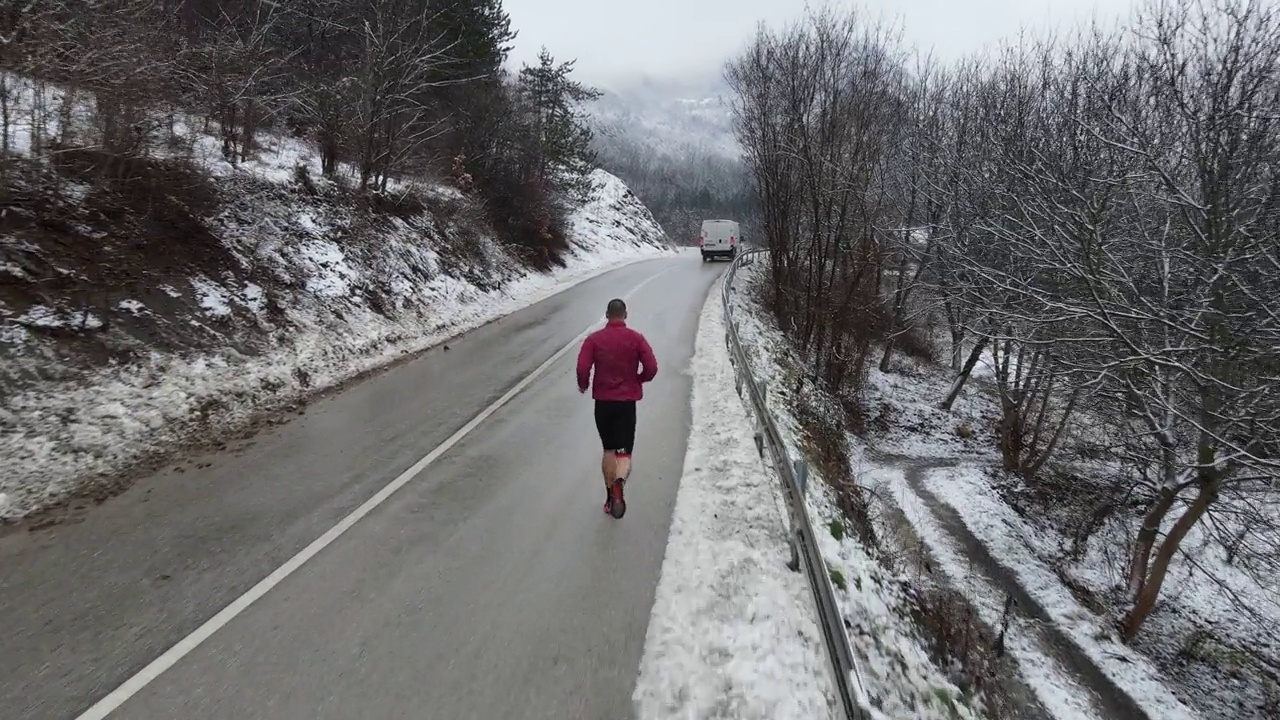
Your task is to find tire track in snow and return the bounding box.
[882,453,1154,720]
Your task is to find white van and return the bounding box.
[699,219,740,262]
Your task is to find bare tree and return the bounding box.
[347,0,462,191]
[876,56,946,372]
[953,1,1280,641]
[727,8,906,398]
[183,2,294,163]
[1095,0,1280,641]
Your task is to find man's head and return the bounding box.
[606,298,627,321]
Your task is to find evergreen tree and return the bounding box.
[431,0,515,82]
[516,48,601,201]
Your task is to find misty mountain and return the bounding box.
[591,75,738,158]
[587,75,752,244]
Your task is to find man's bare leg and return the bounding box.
[615,454,631,483]
[601,450,618,490]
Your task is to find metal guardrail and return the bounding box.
[720,248,872,720]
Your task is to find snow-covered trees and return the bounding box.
[728,0,1280,643]
[590,84,752,243]
[727,8,907,396]
[0,0,600,255]
[942,0,1280,641]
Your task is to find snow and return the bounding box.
[925,466,1201,720]
[295,239,356,298]
[296,211,325,235]
[190,276,234,317]
[2,261,30,279]
[880,464,1106,720]
[14,305,104,331]
[805,471,989,720]
[241,284,265,315]
[722,258,987,720]
[116,299,148,316]
[0,324,29,345]
[0,166,674,520]
[632,275,835,720]
[722,254,1256,720]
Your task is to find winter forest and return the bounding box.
[728,0,1280,710]
[0,0,605,265]
[593,110,753,244]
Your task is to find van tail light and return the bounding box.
[729,236,736,245]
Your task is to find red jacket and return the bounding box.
[577,319,658,401]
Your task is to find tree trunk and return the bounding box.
[1126,454,1179,597]
[878,337,897,373]
[1121,477,1219,642]
[947,301,965,371]
[940,335,988,411]
[1024,384,1081,479]
[1,75,10,155]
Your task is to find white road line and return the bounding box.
[74,266,674,720]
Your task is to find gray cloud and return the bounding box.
[502,0,1137,85]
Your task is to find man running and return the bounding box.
[577,298,658,518]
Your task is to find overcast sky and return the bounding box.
[501,0,1138,87]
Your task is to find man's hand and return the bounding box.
[578,386,587,394]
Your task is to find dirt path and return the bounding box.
[873,452,1153,720]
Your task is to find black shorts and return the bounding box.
[594,400,637,456]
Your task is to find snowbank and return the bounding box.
[632,277,835,720]
[0,161,672,520]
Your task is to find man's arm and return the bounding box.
[576,336,595,392]
[637,335,658,383]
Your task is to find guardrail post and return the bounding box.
[757,379,767,404]
[735,371,743,398]
[786,531,801,572]
[794,458,809,496]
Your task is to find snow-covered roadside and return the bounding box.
[720,257,1227,720]
[0,169,673,520]
[878,464,1107,720]
[632,277,835,720]
[922,467,1201,720]
[719,262,988,720]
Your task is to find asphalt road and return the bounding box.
[1,252,726,720]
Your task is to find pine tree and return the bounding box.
[432,0,515,82]
[516,47,601,201]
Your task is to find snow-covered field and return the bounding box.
[0,74,674,520]
[724,256,1280,720]
[632,276,834,720]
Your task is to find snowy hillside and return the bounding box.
[588,75,751,244]
[0,129,671,520]
[591,76,738,160]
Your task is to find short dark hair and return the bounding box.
[606,298,627,319]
